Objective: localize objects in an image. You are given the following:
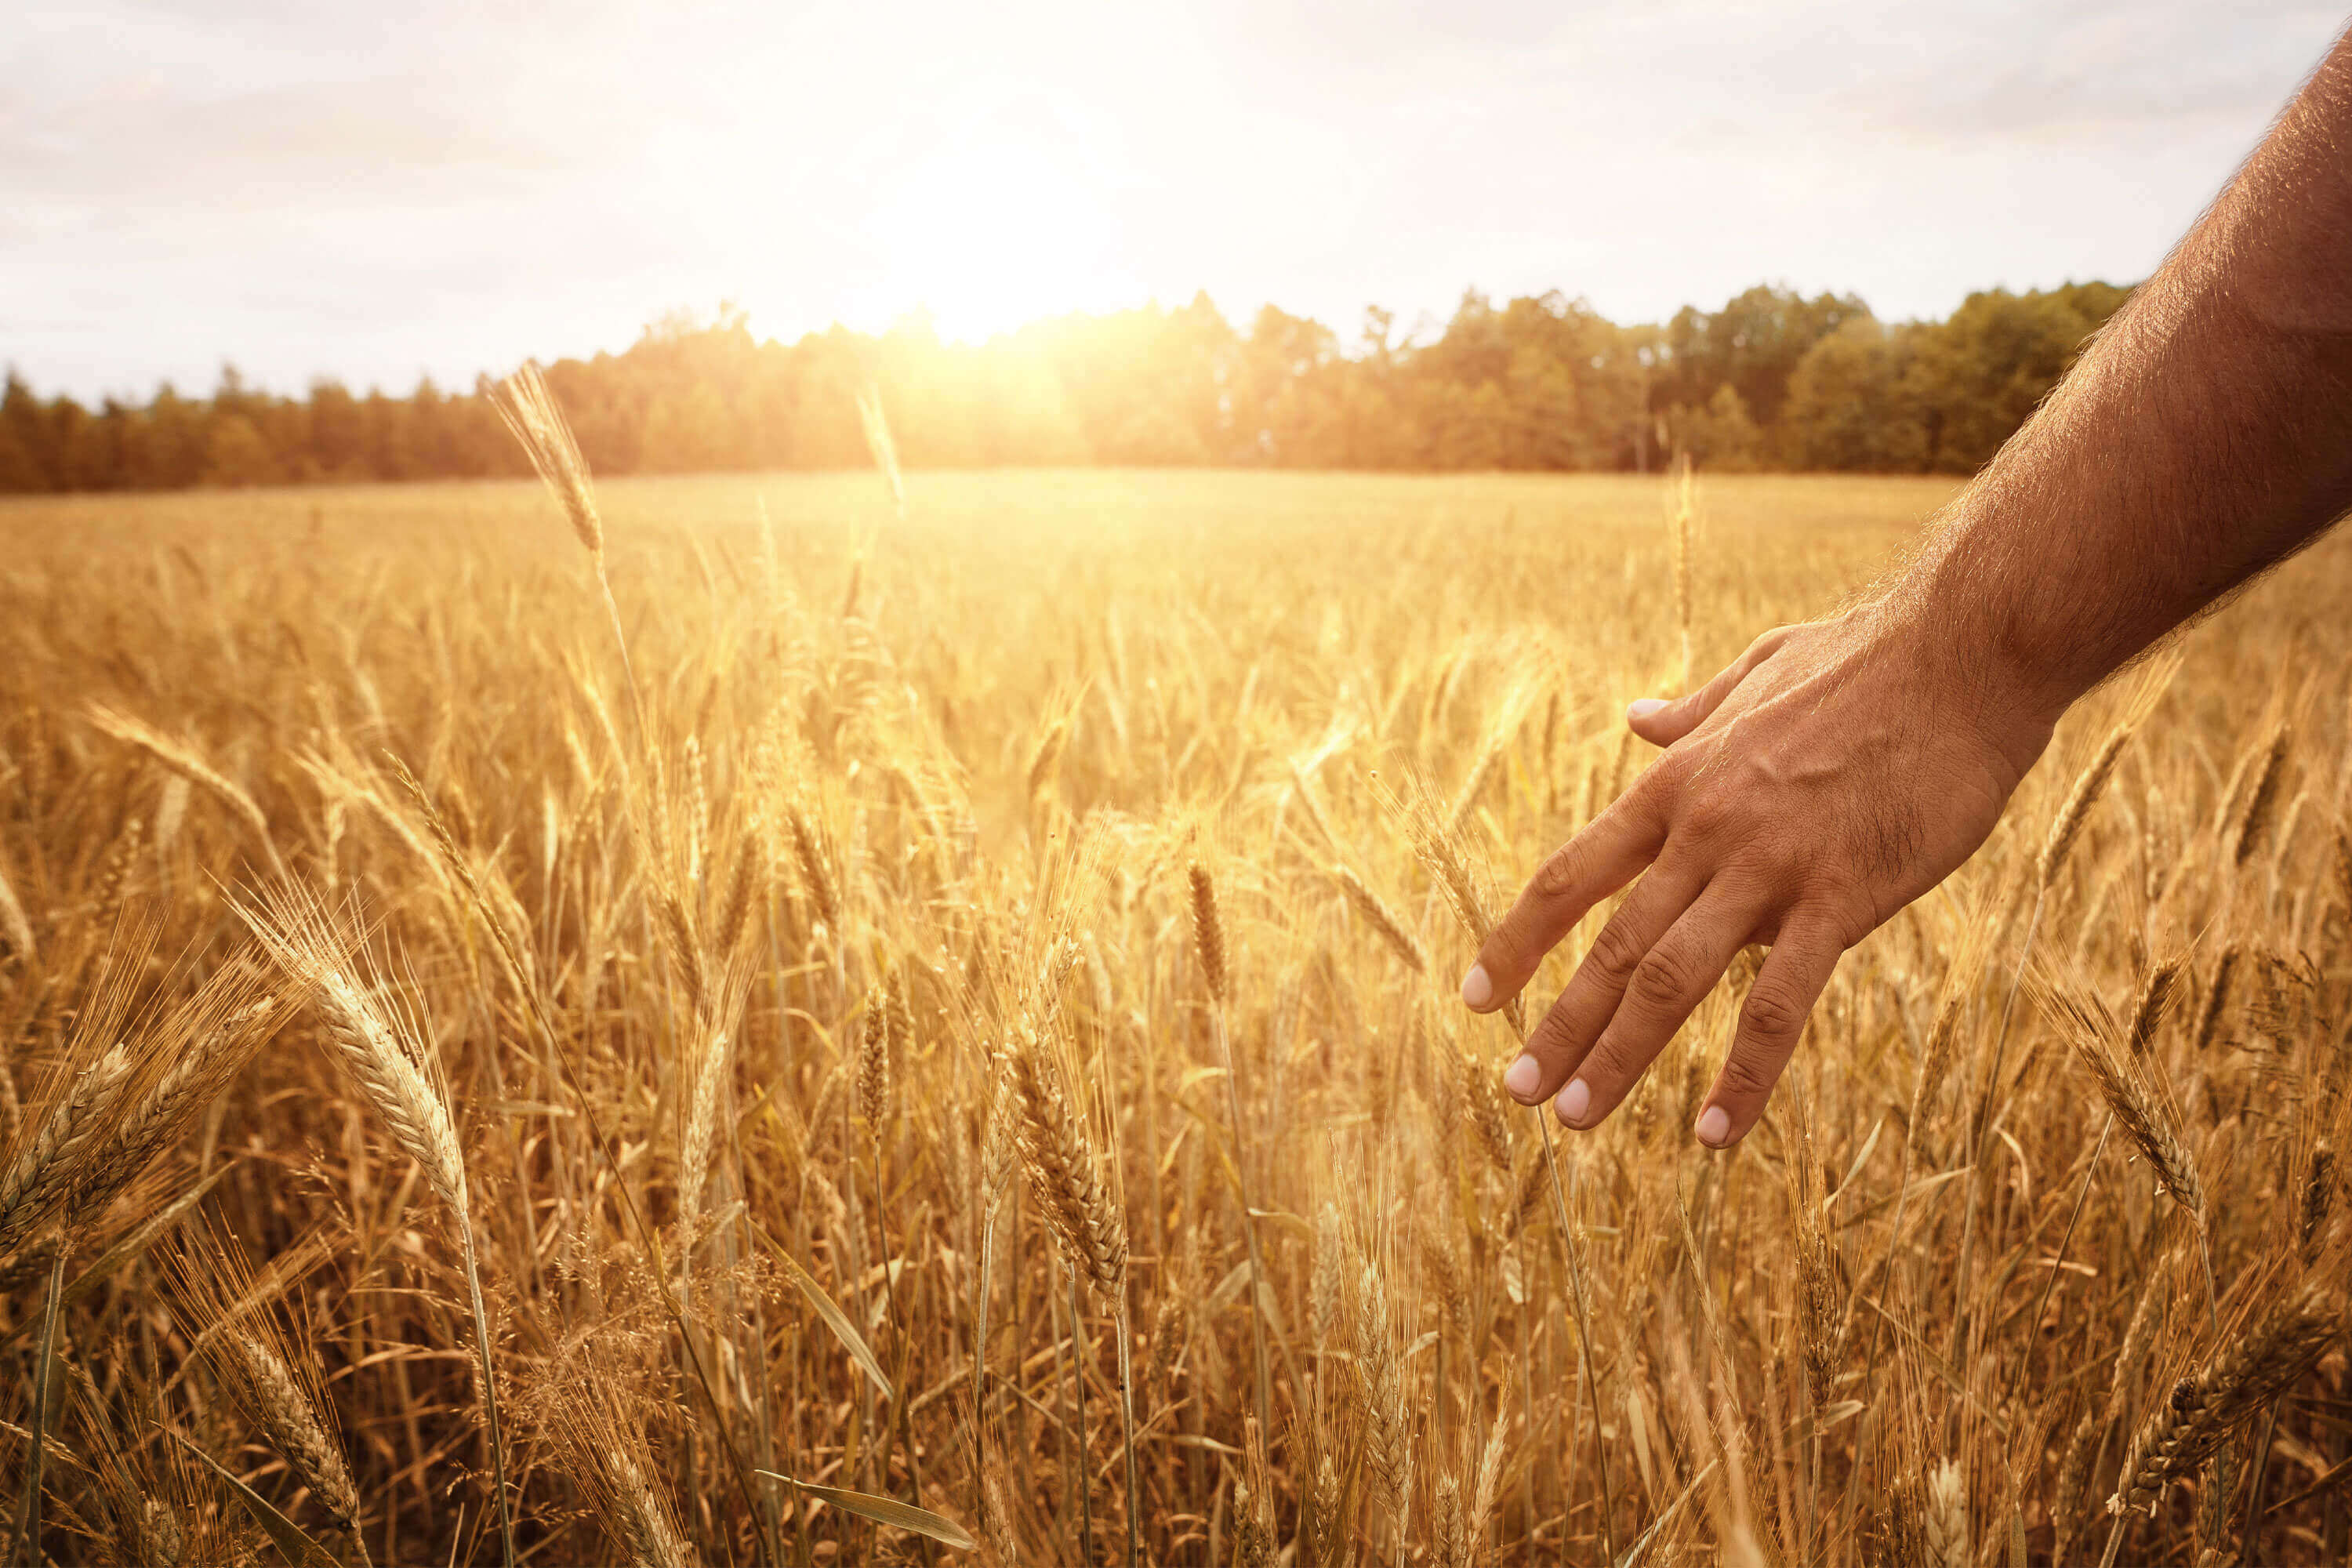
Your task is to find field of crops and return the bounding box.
[2,459,2347,1566]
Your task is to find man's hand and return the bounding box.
[1461,606,2055,1148]
[1459,24,2352,1149]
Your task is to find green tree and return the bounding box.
[1659,285,1871,441]
[1904,282,2132,472]
[1666,383,1763,471]
[201,412,281,486]
[1782,318,1929,471]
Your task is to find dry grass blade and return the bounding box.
[165,1428,343,1568]
[762,1474,975,1549]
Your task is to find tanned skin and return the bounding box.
[1463,26,2352,1149]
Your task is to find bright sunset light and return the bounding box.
[851,124,1137,343]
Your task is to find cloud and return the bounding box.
[2,0,2343,399]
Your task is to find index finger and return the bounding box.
[1463,782,1668,1013]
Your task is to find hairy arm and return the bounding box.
[1465,27,2352,1148]
[1919,28,2352,718]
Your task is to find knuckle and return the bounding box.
[1586,919,1646,985]
[1640,751,1690,797]
[1526,994,1588,1065]
[1740,980,1809,1047]
[1679,791,1736,843]
[1629,942,1703,1012]
[1483,915,1540,978]
[1577,1034,1641,1094]
[1530,843,1586,902]
[1715,1047,1779,1104]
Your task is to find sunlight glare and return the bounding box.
[854,125,1132,343]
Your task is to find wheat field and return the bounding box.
[2,458,2348,1567]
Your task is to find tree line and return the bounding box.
[0,280,2131,492]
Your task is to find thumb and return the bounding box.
[1626,625,1795,746]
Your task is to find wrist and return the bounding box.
[1857,559,2068,789]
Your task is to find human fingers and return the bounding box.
[1693,913,1848,1148]
[1625,625,1795,747]
[1464,780,1670,1017]
[1500,852,1707,1105]
[1551,879,1770,1130]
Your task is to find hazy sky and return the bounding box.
[6,0,2346,401]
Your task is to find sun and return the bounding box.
[856,125,1133,342]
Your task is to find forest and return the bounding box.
[0,279,2129,491]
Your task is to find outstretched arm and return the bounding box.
[1464,24,2352,1149]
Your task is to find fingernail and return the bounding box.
[1556,1077,1591,1126]
[1695,1105,1731,1146]
[1627,698,1668,720]
[1461,964,1493,1010]
[1504,1054,1540,1100]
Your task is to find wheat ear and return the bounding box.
[2107,1283,2344,1517]
[230,1330,368,1544]
[856,384,906,522]
[0,1045,132,1257]
[1004,1030,1127,1302]
[2227,720,2291,866]
[547,1363,701,1568]
[87,704,289,880]
[2034,971,2205,1219]
[1922,1457,1968,1568]
[237,884,515,1566]
[1332,864,1428,972]
[677,1021,735,1256]
[1004,1027,1139,1564]
[492,360,642,740]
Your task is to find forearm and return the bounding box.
[1890,27,2352,731]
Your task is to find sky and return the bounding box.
[5,0,2347,402]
